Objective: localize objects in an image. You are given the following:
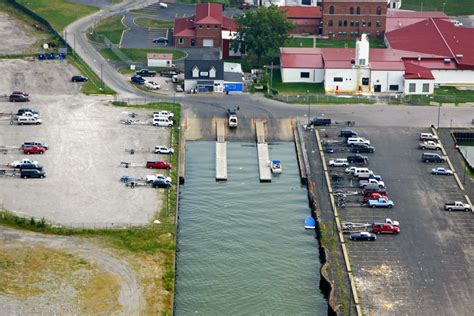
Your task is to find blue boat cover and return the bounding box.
[305,216,315,228]
[272,160,281,164]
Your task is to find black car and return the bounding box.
[340,129,358,138]
[136,69,157,77]
[16,108,39,116]
[19,164,43,171]
[310,117,332,126]
[153,37,168,44]
[421,153,445,163]
[352,144,375,153]
[131,75,146,85]
[160,70,178,78]
[20,169,45,179]
[71,75,88,82]
[152,179,172,188]
[9,94,30,102]
[347,154,368,164]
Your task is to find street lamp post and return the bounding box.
[437,103,441,128]
[442,2,446,12]
[307,89,310,125]
[100,62,104,89]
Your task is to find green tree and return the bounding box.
[233,5,294,66]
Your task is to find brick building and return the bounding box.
[322,0,387,39]
[278,6,322,35]
[174,3,237,49]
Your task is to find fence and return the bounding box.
[272,93,376,104]
[113,96,176,105]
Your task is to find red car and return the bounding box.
[146,160,172,169]
[372,223,400,234]
[23,145,45,155]
[362,192,389,203]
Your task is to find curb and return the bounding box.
[315,129,362,316]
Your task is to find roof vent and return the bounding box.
[443,58,451,63]
[417,56,421,61]
[456,54,464,59]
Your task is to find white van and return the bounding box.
[18,116,42,125]
[159,2,168,8]
[353,168,373,177]
[153,117,173,127]
[347,137,370,146]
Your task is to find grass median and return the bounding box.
[67,55,115,95]
[87,15,126,45]
[16,0,98,32]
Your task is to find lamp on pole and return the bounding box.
[307,89,310,125]
[442,2,446,12]
[437,103,441,129]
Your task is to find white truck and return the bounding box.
[360,178,385,189]
[419,141,442,150]
[329,158,349,167]
[419,133,438,141]
[9,158,39,168]
[227,108,238,128]
[444,201,471,212]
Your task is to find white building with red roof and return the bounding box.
[280,10,474,95]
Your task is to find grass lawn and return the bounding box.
[401,0,474,16]
[87,15,126,45]
[405,86,474,105]
[16,0,98,32]
[133,17,173,29]
[100,48,186,63]
[67,55,115,95]
[270,69,324,95]
[285,37,314,48]
[315,39,386,49]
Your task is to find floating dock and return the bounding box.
[216,118,227,181]
[256,119,271,182]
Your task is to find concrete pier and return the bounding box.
[216,118,227,181]
[256,119,272,182]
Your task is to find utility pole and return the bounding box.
[73,34,76,59]
[270,61,273,97]
[307,89,310,125]
[437,103,441,128]
[463,149,468,184]
[100,63,104,89]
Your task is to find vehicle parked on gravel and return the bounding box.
[176,84,184,92]
[372,223,400,234]
[9,158,38,168]
[352,144,375,153]
[329,158,349,167]
[17,116,42,125]
[9,94,30,102]
[420,133,438,141]
[152,179,172,188]
[71,75,88,82]
[347,137,370,146]
[419,141,442,150]
[153,117,173,127]
[368,198,394,208]
[346,154,368,164]
[444,201,471,212]
[12,90,29,97]
[154,146,174,154]
[374,218,399,227]
[20,169,45,179]
[131,75,145,85]
[310,117,331,126]
[349,232,376,241]
[431,167,453,175]
[16,109,38,118]
[153,111,174,118]
[362,188,387,196]
[340,129,358,138]
[144,81,161,90]
[136,69,157,77]
[23,146,45,155]
[360,178,385,188]
[19,163,43,171]
[146,174,172,184]
[22,141,48,150]
[146,160,172,169]
[422,153,445,163]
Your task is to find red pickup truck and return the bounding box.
[146,160,172,169]
[23,145,45,155]
[372,223,400,234]
[362,192,389,203]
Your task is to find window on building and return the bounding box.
[409,83,416,93]
[368,21,372,27]
[199,25,202,29]
[178,38,184,44]
[422,83,430,93]
[389,85,399,91]
[362,20,366,27]
[376,21,381,27]
[343,20,347,27]
[350,7,354,14]
[302,0,311,5]
[362,77,369,85]
[355,21,359,27]
[329,6,334,14]
[334,77,343,82]
[376,6,382,15]
[192,66,199,78]
[328,20,333,27]
[356,7,361,14]
[350,21,354,27]
[209,66,216,78]
[338,20,342,27]
[300,72,310,78]
[207,25,210,29]
[214,25,218,29]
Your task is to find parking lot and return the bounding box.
[0,60,171,225]
[314,126,474,315]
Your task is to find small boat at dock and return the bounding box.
[270,160,282,174]
[304,216,316,230]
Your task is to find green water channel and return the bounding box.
[175,141,326,315]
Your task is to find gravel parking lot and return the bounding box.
[319,126,474,315]
[0,60,171,225]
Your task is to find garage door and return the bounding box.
[203,39,214,47]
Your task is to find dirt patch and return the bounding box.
[0,11,41,55]
[0,227,145,314]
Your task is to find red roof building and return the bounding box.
[173,3,237,50]
[278,6,322,35]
